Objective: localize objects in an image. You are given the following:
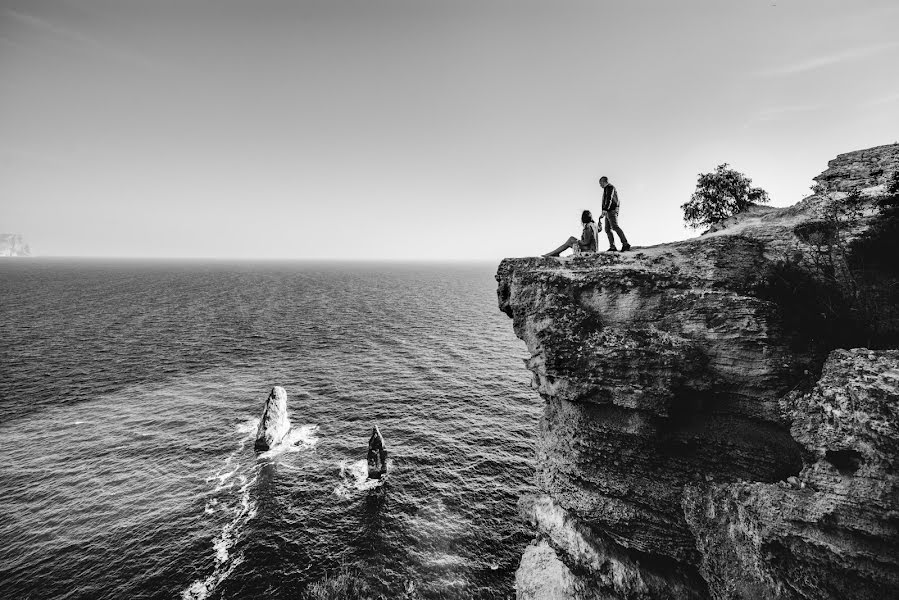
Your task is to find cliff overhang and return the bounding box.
[498,143,899,599]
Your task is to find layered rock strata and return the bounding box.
[683,349,899,599]
[498,144,899,599]
[813,143,899,193]
[254,386,292,451]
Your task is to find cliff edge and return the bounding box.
[497,144,899,599]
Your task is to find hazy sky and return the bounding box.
[2,0,898,259]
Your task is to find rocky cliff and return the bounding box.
[813,143,899,193]
[497,144,899,599]
[0,234,32,257]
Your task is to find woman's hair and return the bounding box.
[581,210,594,224]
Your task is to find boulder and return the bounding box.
[254,386,291,451]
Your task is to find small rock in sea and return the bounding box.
[367,425,388,479]
[254,386,292,451]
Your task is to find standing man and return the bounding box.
[599,176,631,252]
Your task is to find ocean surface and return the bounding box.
[0,260,539,600]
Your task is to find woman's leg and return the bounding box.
[543,236,579,257]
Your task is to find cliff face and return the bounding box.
[813,143,899,193]
[497,144,899,599]
[0,234,32,257]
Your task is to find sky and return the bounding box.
[1,0,898,260]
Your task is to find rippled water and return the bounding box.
[0,260,537,599]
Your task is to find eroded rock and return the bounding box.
[498,144,899,599]
[254,386,292,451]
[682,349,899,599]
[813,143,899,193]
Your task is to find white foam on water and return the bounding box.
[211,467,238,486]
[235,418,260,436]
[184,416,261,600]
[333,458,388,498]
[431,553,468,567]
[255,424,319,460]
[182,552,245,600]
[286,424,319,449]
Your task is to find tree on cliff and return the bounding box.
[681,164,770,228]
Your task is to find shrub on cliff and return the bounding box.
[765,173,899,352]
[852,171,899,270]
[681,164,770,229]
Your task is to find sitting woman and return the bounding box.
[542,210,598,257]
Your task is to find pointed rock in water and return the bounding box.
[367,425,388,479]
[254,386,292,451]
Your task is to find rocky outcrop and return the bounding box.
[682,349,899,599]
[813,143,899,193]
[367,425,388,479]
[517,494,709,599]
[497,144,899,599]
[254,386,292,451]
[0,234,31,257]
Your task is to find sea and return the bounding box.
[0,259,539,600]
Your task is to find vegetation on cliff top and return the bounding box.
[762,171,899,358]
[681,164,770,229]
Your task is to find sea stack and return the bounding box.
[367,425,388,479]
[254,386,292,451]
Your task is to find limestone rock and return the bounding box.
[254,386,292,451]
[516,539,596,600]
[682,349,899,599]
[497,144,899,599]
[518,494,708,599]
[813,143,899,193]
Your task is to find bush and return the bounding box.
[770,174,899,350]
[681,164,770,229]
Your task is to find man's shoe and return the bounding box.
[606,246,618,252]
[621,243,631,252]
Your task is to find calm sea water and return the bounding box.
[0,259,538,600]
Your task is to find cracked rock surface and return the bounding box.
[497,144,899,599]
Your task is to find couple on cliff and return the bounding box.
[542,176,630,257]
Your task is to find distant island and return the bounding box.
[0,234,32,257]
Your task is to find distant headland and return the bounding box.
[0,234,32,257]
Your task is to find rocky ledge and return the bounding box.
[497,143,899,599]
